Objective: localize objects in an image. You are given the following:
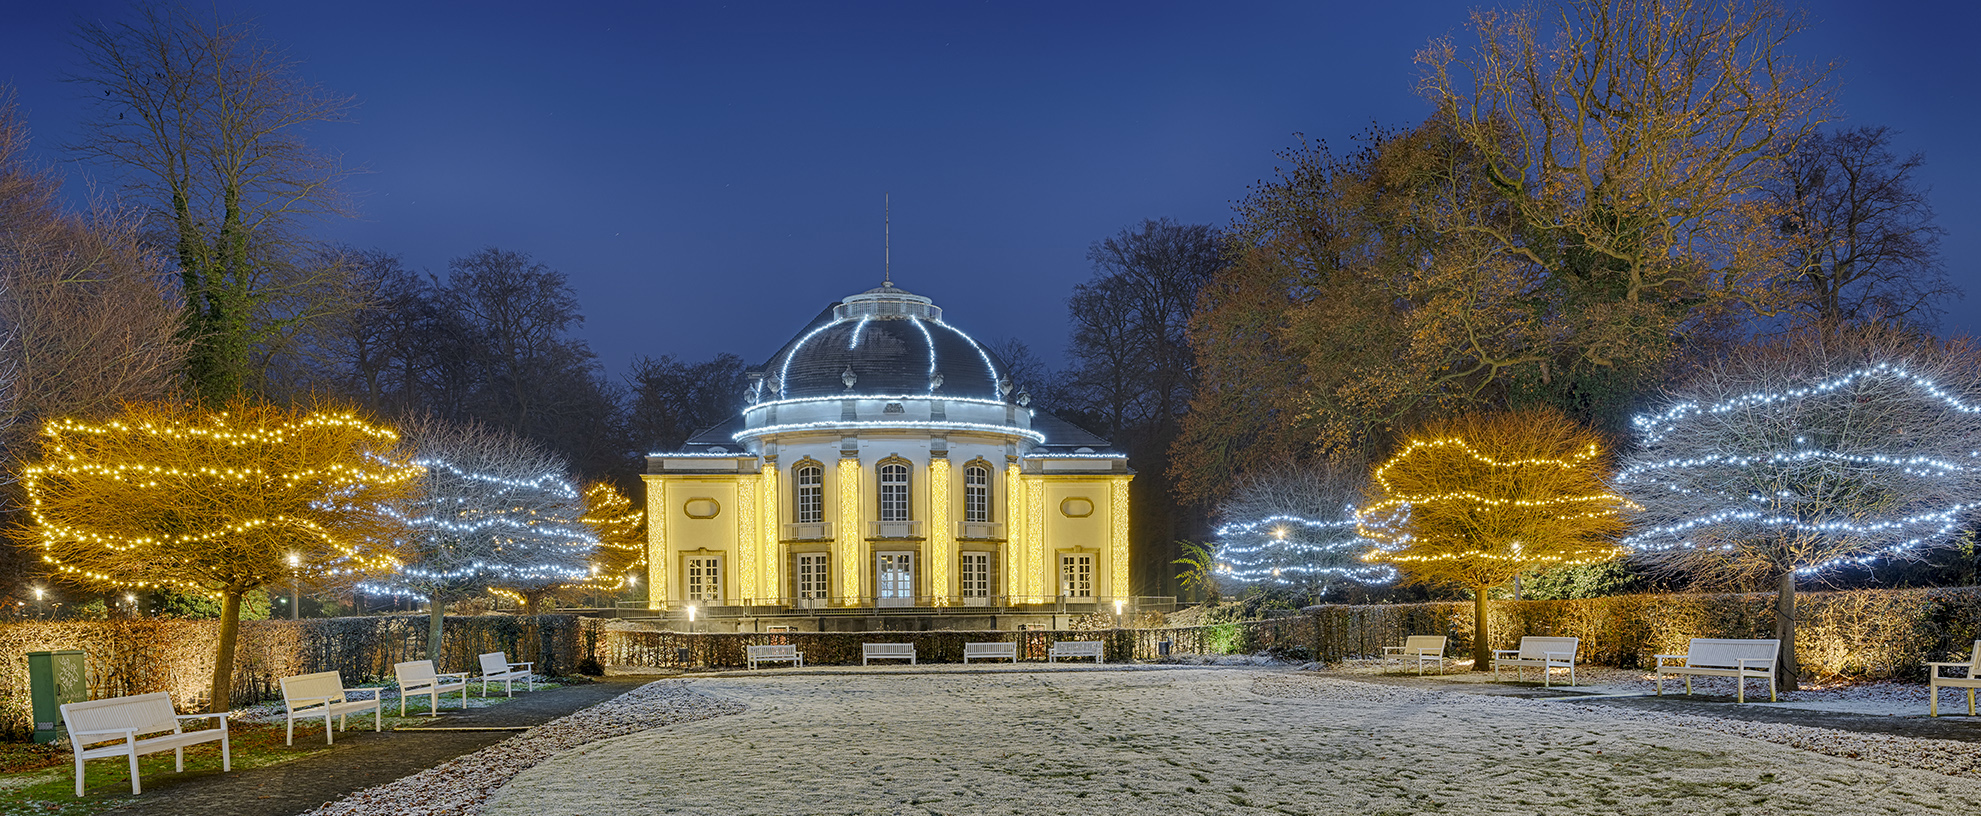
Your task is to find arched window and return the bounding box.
[794,461,824,524]
[878,461,911,521]
[963,464,992,523]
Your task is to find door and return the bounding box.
[1059,553,1093,600]
[960,552,990,607]
[876,551,915,607]
[796,553,828,609]
[685,556,722,603]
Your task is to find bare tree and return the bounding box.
[1616,324,1981,689]
[1211,462,1393,602]
[68,5,357,401]
[625,352,748,453]
[363,417,595,663]
[1771,126,1954,328]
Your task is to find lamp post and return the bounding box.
[124,593,137,619]
[1113,598,1126,628]
[687,604,697,634]
[287,553,301,620]
[33,586,45,619]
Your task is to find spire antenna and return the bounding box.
[884,193,891,287]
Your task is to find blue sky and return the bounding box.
[3,1,1977,375]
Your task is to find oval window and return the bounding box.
[684,498,721,519]
[1059,497,1094,518]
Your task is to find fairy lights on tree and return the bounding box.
[1212,465,1393,601]
[23,399,416,711]
[580,480,647,592]
[359,418,595,663]
[1616,325,1981,689]
[1358,408,1632,670]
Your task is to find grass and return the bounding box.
[0,678,579,816]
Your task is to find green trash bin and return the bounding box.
[28,650,87,745]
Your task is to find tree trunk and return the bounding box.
[1471,589,1491,671]
[1773,571,1800,691]
[428,599,446,670]
[523,593,542,615]
[208,588,242,714]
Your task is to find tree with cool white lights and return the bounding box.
[1616,325,1981,689]
[1359,408,1631,670]
[23,400,416,711]
[1212,464,1393,602]
[364,418,595,663]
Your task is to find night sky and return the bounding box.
[3,1,1978,376]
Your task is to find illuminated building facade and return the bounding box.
[642,282,1131,616]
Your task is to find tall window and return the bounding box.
[879,462,911,521]
[1060,554,1093,599]
[686,556,722,602]
[963,464,991,523]
[960,552,990,598]
[794,462,823,524]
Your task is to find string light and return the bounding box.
[1213,512,1397,587]
[1619,358,1981,575]
[734,420,1045,444]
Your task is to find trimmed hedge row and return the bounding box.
[0,614,581,739]
[591,586,1981,681]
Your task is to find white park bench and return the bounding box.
[1491,636,1580,687]
[477,652,536,697]
[1048,640,1104,663]
[1381,635,1449,675]
[963,641,1018,663]
[394,660,469,716]
[746,643,804,670]
[59,692,230,797]
[1654,637,1781,704]
[861,643,917,665]
[279,670,382,745]
[1928,639,1981,717]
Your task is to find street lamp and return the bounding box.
[686,604,698,634]
[1113,598,1126,627]
[124,593,136,618]
[33,587,45,619]
[287,553,301,620]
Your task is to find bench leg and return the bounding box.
[1655,673,1662,696]
[1969,688,1976,716]
[287,715,296,746]
[374,704,382,732]
[326,711,336,745]
[1931,681,1940,717]
[131,749,143,794]
[73,752,85,797]
[1684,676,1693,695]
[220,729,231,771]
[175,746,184,773]
[1737,677,1745,705]
[1769,674,1776,703]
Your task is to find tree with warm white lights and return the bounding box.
[1212,464,1392,602]
[23,400,415,711]
[364,418,594,663]
[1359,408,1631,670]
[580,481,647,596]
[1616,325,1981,689]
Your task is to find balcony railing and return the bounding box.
[782,521,834,541]
[868,520,924,539]
[956,521,1005,540]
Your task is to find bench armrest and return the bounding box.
[1380,647,1403,655]
[1490,649,1518,657]
[508,662,534,670]
[1543,651,1574,660]
[286,694,335,705]
[1736,658,1774,670]
[1926,661,1977,668]
[175,712,228,721]
[68,726,140,738]
[436,672,470,680]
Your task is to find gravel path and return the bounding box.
[302,680,742,816]
[481,668,1981,816]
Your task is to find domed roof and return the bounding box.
[754,283,1011,402]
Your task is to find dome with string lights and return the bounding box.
[747,282,1016,403]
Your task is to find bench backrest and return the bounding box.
[1965,640,1981,674]
[964,641,1015,654]
[1517,636,1579,661]
[478,652,515,675]
[1051,640,1103,654]
[281,671,347,703]
[1684,638,1780,669]
[863,643,914,655]
[395,660,442,685]
[748,644,798,658]
[61,692,177,737]
[1402,635,1447,654]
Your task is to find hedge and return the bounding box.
[0,614,581,740]
[590,585,1981,682]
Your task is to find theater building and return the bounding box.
[642,282,1130,623]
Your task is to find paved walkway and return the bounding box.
[98,678,646,816]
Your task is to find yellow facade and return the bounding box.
[642,458,1130,610]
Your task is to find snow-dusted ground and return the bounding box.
[480,668,1981,816]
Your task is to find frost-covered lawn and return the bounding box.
[482,668,1981,816]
